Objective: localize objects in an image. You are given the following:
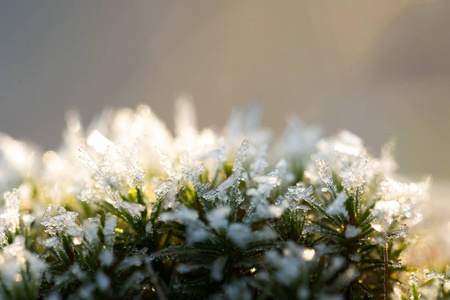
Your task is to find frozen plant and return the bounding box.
[0,100,437,299]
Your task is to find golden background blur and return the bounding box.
[1,0,450,182]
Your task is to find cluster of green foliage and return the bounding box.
[0,103,446,299]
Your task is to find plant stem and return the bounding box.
[383,242,389,300]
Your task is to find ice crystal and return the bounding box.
[115,144,146,187]
[227,223,276,247]
[86,130,115,154]
[119,201,145,219]
[159,205,198,223]
[79,131,146,207]
[223,279,252,300]
[1,189,21,232]
[265,242,318,285]
[316,130,365,160]
[339,154,367,194]
[375,137,398,175]
[273,116,321,162]
[372,178,428,233]
[289,184,314,201]
[315,159,334,188]
[247,168,282,213]
[227,223,252,246]
[145,221,153,233]
[371,200,401,233]
[232,139,249,180]
[96,271,110,291]
[103,214,117,236]
[155,179,175,199]
[177,264,201,274]
[249,144,269,178]
[185,223,214,244]
[0,134,38,193]
[206,206,230,230]
[326,191,349,219]
[425,271,444,281]
[42,236,59,248]
[345,225,361,239]
[83,216,100,244]
[349,253,361,262]
[379,177,429,204]
[41,205,83,242]
[103,214,117,249]
[0,236,46,295]
[388,224,408,239]
[210,256,227,281]
[254,169,281,188]
[0,219,7,246]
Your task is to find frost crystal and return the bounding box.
[86,130,115,154]
[345,225,361,239]
[224,279,252,300]
[315,159,334,188]
[232,139,249,180]
[425,271,444,281]
[159,205,198,223]
[96,271,110,291]
[326,191,349,219]
[227,223,252,246]
[0,134,38,193]
[227,223,276,247]
[0,236,46,292]
[206,206,230,230]
[339,154,367,194]
[254,169,281,187]
[0,219,7,246]
[119,201,145,219]
[265,242,316,285]
[103,214,117,249]
[83,216,100,244]
[316,130,365,159]
[22,214,36,228]
[186,223,214,244]
[249,144,269,178]
[1,188,21,232]
[103,214,117,236]
[41,205,83,243]
[371,178,428,234]
[247,168,282,211]
[79,131,146,210]
[388,224,408,239]
[43,236,59,248]
[371,200,401,233]
[273,116,321,162]
[210,256,227,281]
[115,144,145,187]
[155,179,175,199]
[99,249,114,267]
[145,221,152,233]
[287,184,314,202]
[284,184,315,211]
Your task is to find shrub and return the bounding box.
[0,101,445,299]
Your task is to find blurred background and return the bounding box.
[1,0,450,179]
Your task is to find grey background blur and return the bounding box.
[1,0,450,179]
